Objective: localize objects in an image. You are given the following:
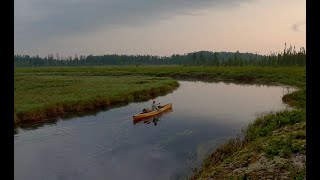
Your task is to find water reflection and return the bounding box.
[17,102,138,130]
[18,118,59,130]
[152,116,160,126]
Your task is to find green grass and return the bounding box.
[245,110,306,142]
[14,75,178,126]
[282,88,306,109]
[248,110,306,159]
[191,106,306,179]
[15,66,305,87]
[192,117,306,179]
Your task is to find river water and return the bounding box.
[14,81,296,180]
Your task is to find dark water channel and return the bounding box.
[14,81,296,180]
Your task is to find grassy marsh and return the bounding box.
[15,66,305,87]
[14,75,178,126]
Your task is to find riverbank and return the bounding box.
[189,69,306,179]
[190,110,306,179]
[14,75,179,127]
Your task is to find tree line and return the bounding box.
[14,44,305,67]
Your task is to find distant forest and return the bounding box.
[14,45,305,67]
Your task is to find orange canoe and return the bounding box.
[133,109,173,125]
[132,103,172,121]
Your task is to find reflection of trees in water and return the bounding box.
[283,86,296,96]
[16,102,133,131]
[18,118,59,131]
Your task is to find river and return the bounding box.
[14,81,296,180]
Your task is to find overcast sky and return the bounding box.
[14,0,305,57]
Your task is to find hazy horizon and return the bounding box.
[14,0,305,58]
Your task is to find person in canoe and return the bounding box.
[152,100,161,111]
[141,100,161,114]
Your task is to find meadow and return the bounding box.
[15,65,305,86]
[14,74,178,126]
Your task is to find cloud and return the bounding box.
[292,21,305,32]
[14,0,254,46]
